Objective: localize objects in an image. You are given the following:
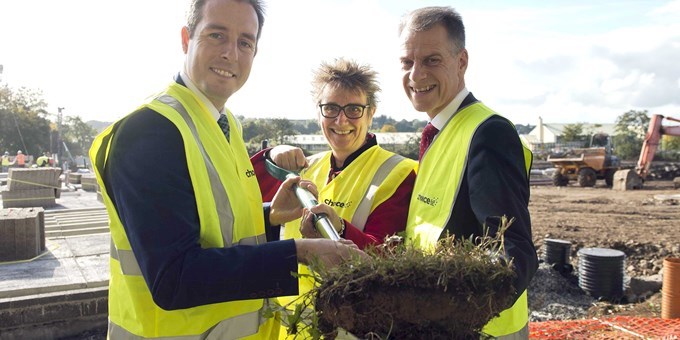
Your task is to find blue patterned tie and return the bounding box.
[217,114,230,142]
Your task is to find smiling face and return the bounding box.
[399,24,468,120]
[318,86,374,167]
[181,0,259,111]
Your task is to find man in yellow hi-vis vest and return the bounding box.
[398,7,538,339]
[89,1,365,339]
[1,151,10,172]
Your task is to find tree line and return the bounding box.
[3,83,676,163]
[0,84,97,163]
[559,110,680,161]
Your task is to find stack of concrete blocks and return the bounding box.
[67,172,83,185]
[1,168,62,208]
[80,174,98,192]
[0,207,45,262]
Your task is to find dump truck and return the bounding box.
[613,114,680,190]
[548,133,621,187]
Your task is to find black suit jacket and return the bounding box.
[444,93,538,302]
[101,77,298,310]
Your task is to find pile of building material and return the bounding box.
[0,207,45,262]
[1,168,62,208]
[530,169,554,186]
[80,174,98,192]
[66,171,82,185]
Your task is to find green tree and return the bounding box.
[394,119,412,132]
[380,124,397,132]
[303,120,320,134]
[396,135,420,160]
[62,116,98,157]
[240,118,296,154]
[659,135,680,161]
[241,118,272,153]
[561,123,584,143]
[0,83,51,156]
[270,118,295,145]
[663,135,680,151]
[371,115,395,131]
[613,110,651,160]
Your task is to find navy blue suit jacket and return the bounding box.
[443,93,538,302]
[101,79,298,310]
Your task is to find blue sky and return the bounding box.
[1,0,679,127]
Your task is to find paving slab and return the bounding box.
[0,187,110,302]
[0,185,110,338]
[0,233,110,300]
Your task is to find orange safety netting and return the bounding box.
[530,317,680,339]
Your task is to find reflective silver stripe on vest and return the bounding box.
[108,299,274,340]
[111,235,267,276]
[351,154,407,231]
[491,322,529,340]
[110,240,142,276]
[110,95,267,276]
[157,95,235,247]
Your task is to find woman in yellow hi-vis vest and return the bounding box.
[90,1,365,339]
[252,58,417,339]
[399,7,538,339]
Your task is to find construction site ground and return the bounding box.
[1,178,680,338]
[530,178,679,311]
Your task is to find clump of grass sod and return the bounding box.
[269,217,517,339]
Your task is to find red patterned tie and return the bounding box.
[419,123,439,161]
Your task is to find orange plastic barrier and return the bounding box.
[530,316,680,339]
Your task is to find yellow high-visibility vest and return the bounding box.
[90,82,277,339]
[405,102,533,337]
[278,146,415,338]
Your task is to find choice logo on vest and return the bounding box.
[323,198,352,209]
[417,194,439,207]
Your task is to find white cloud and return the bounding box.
[2,0,679,126]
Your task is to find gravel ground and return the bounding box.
[529,263,595,322]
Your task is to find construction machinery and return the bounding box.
[613,114,680,190]
[548,133,621,187]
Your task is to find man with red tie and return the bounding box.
[399,6,538,339]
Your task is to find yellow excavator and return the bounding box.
[613,114,680,190]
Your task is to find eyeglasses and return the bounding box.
[319,103,369,119]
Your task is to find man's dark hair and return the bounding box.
[186,0,265,41]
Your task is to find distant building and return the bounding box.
[283,132,419,153]
[525,117,616,144]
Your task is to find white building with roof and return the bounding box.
[526,117,617,144]
[283,132,420,153]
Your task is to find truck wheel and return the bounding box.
[605,170,615,187]
[578,168,597,187]
[552,172,569,186]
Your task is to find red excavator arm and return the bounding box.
[637,114,680,180]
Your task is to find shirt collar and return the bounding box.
[430,87,469,130]
[330,133,377,171]
[179,72,225,121]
